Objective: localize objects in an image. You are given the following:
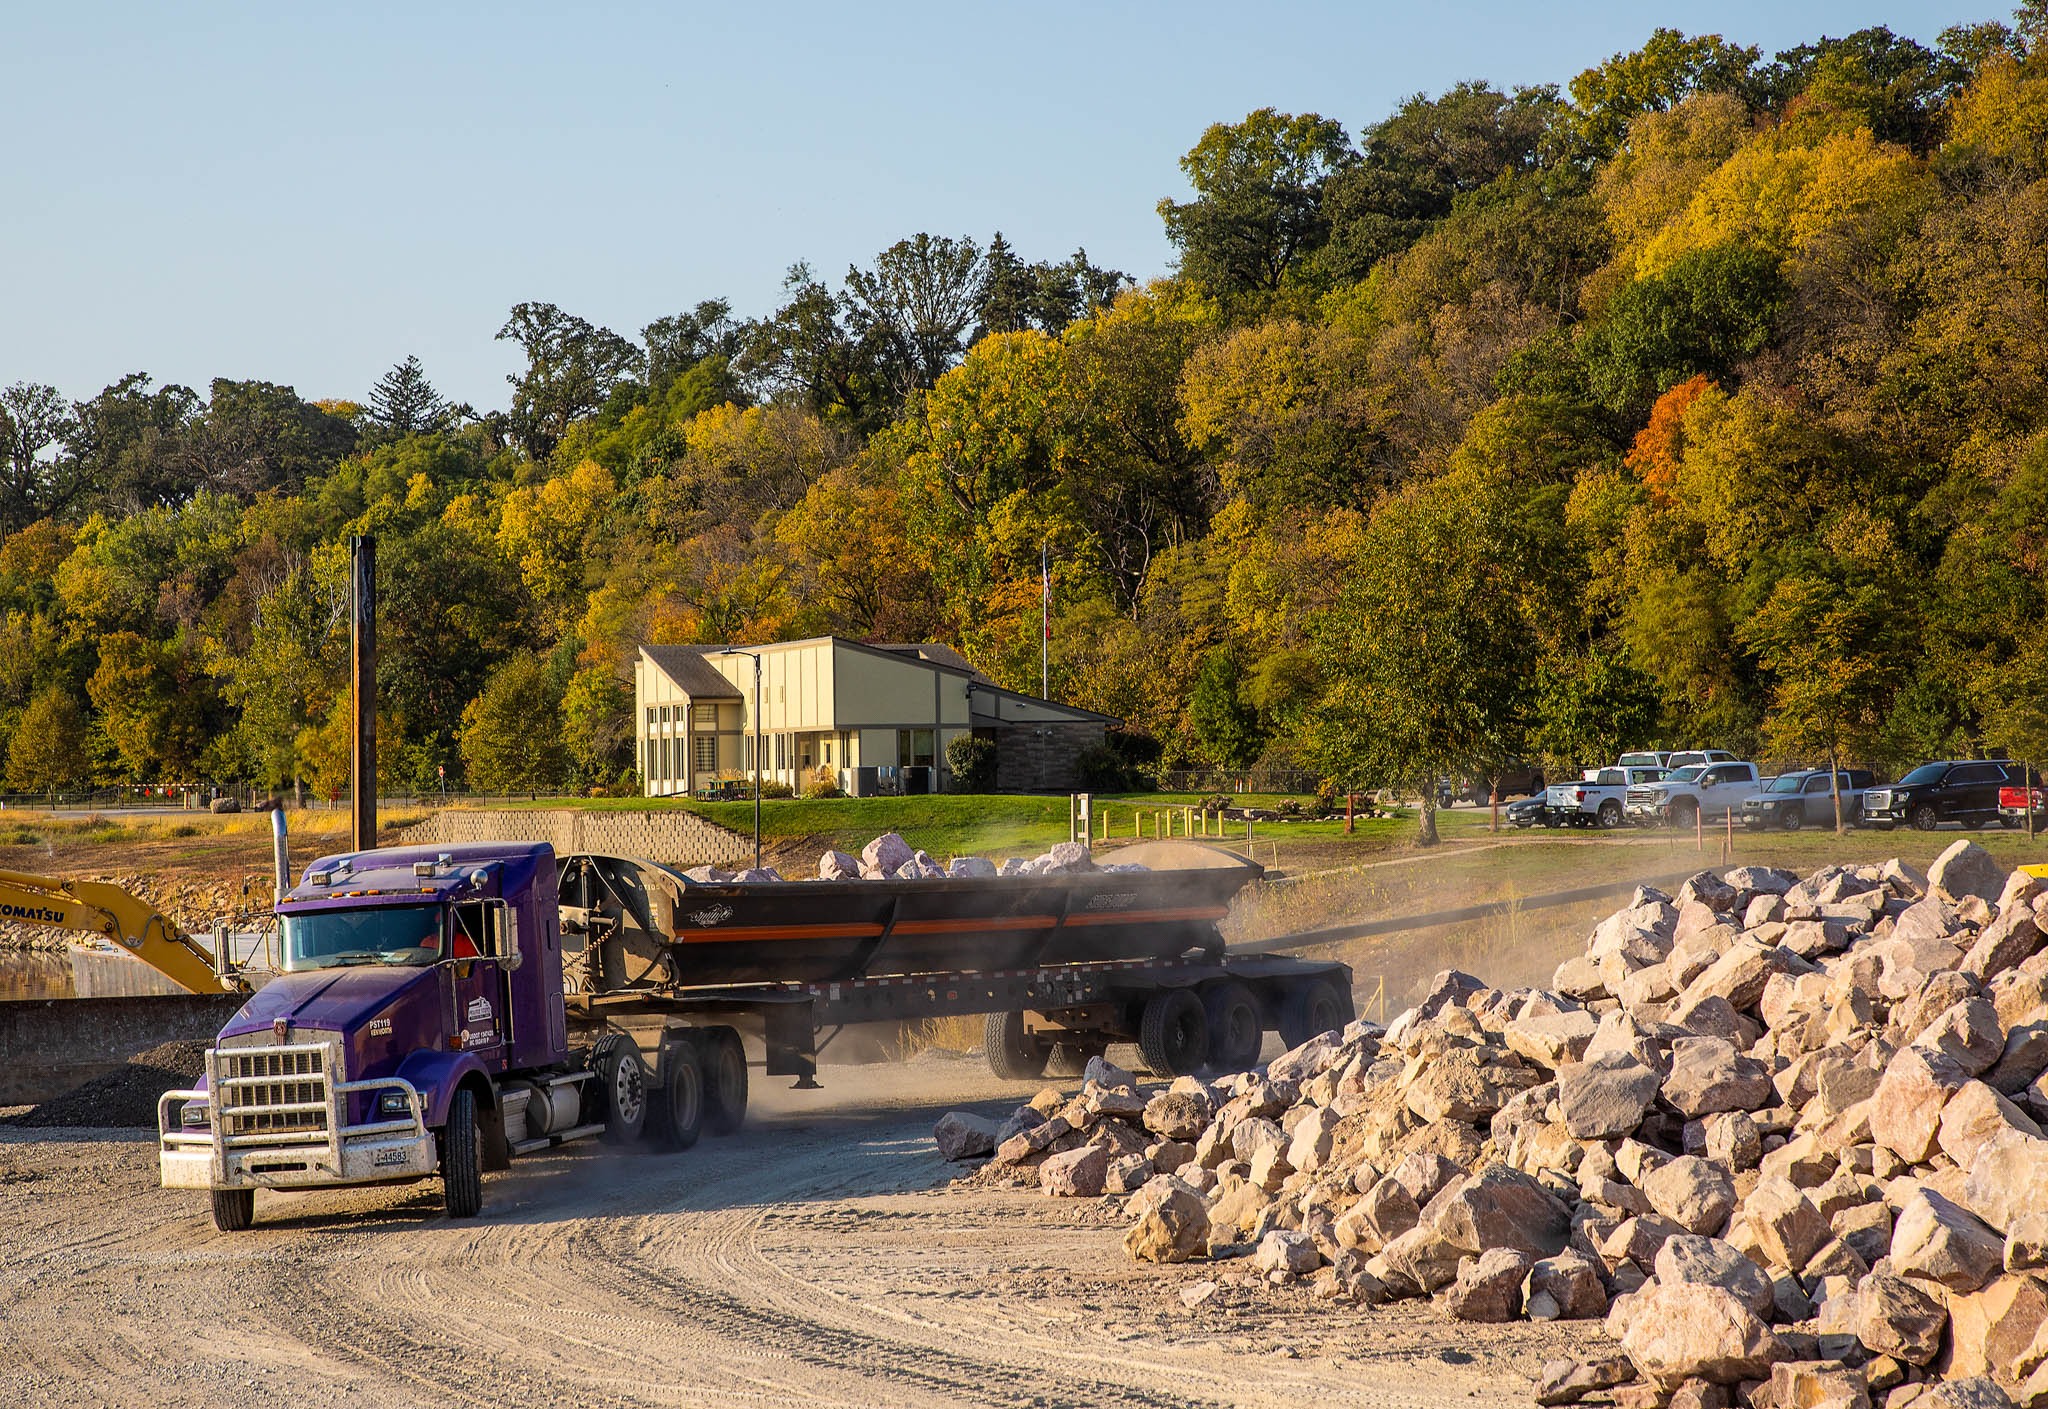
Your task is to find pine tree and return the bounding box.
[368,355,451,435]
[974,233,1032,341]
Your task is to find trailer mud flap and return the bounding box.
[761,998,818,1087]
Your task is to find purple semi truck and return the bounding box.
[159,839,1351,1231]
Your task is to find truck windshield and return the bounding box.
[1899,764,1949,786]
[1767,775,1803,793]
[1666,766,1703,784]
[281,905,443,972]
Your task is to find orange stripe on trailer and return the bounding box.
[675,922,886,944]
[1065,906,1227,926]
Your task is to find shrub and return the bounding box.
[1076,743,1132,792]
[946,733,997,792]
[757,780,794,800]
[801,766,844,800]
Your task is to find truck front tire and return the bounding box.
[1138,989,1208,1077]
[984,1011,1048,1080]
[210,1188,254,1232]
[441,1088,483,1219]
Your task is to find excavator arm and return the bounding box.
[0,869,244,994]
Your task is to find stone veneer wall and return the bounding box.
[394,808,755,867]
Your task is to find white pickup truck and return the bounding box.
[1545,766,1669,829]
[1625,761,1763,826]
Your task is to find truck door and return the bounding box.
[450,902,507,1065]
[1803,774,1832,825]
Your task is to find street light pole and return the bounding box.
[752,652,762,870]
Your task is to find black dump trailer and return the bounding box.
[554,841,1353,1127]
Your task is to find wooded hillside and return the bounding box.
[4,13,2045,797]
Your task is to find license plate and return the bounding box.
[373,1148,408,1167]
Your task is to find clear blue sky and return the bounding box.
[0,1,2000,412]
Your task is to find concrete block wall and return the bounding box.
[0,995,246,1104]
[395,809,754,868]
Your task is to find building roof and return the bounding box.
[640,645,743,699]
[876,642,995,684]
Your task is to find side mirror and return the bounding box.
[495,902,524,972]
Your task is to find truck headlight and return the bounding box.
[378,1092,410,1116]
[180,1102,209,1127]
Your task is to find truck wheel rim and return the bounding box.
[613,1061,645,1125]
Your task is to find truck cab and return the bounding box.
[159,843,608,1230]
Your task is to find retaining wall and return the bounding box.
[393,808,754,867]
[0,995,246,1104]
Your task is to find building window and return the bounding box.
[693,703,717,727]
[695,735,717,773]
[898,729,935,767]
[645,707,655,729]
[660,738,672,782]
[659,705,671,727]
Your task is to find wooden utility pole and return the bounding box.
[350,535,377,852]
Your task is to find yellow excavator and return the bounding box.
[0,869,251,994]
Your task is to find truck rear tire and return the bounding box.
[1201,980,1263,1073]
[441,1088,483,1219]
[1597,801,1622,829]
[210,1188,254,1232]
[649,1038,705,1151]
[1278,976,1352,1051]
[1137,989,1208,1077]
[596,1040,649,1145]
[1043,1041,1099,1078]
[983,1011,1048,1081]
[701,1027,748,1136]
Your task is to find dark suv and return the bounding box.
[1861,761,2029,831]
[1740,769,1874,831]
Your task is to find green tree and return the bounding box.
[1739,576,1904,833]
[1583,243,1787,413]
[458,653,567,793]
[367,355,452,435]
[1157,109,1351,305]
[560,665,631,784]
[6,686,86,795]
[1568,29,1761,156]
[1186,650,1262,768]
[496,302,644,462]
[1303,469,1540,844]
[1530,648,1662,774]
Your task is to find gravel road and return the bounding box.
[0,1053,1592,1407]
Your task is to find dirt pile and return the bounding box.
[938,840,2048,1408]
[11,1039,209,1128]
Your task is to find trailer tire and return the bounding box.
[983,1011,1048,1081]
[210,1187,254,1232]
[702,1027,748,1136]
[1043,1042,1098,1078]
[1278,976,1352,1051]
[1138,989,1208,1077]
[596,1040,649,1146]
[1201,980,1264,1073]
[649,1038,705,1151]
[441,1088,483,1218]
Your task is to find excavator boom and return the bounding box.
[0,869,242,994]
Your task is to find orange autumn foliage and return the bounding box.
[1626,374,1715,503]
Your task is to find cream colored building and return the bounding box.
[634,639,1113,797]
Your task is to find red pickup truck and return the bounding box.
[2000,782,2048,828]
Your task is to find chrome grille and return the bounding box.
[213,1041,334,1140]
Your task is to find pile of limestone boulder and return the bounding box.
[937,839,2048,1409]
[687,833,1145,885]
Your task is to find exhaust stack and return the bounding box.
[270,805,290,903]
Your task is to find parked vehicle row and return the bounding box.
[1509,754,2038,833]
